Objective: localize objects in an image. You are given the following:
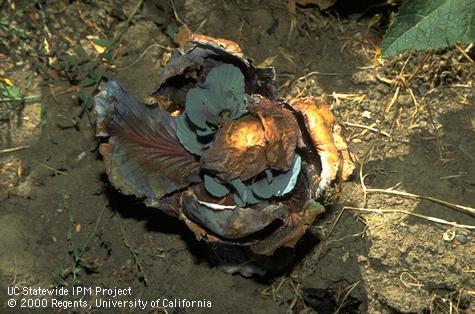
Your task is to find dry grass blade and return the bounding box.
[365,188,475,217]
[359,162,475,217]
[117,43,173,70]
[341,122,391,138]
[31,160,68,175]
[345,207,475,230]
[335,281,360,314]
[0,145,29,154]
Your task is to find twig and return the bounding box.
[169,0,190,31]
[341,122,391,138]
[384,84,400,113]
[0,145,29,154]
[0,86,77,103]
[455,44,474,63]
[345,207,475,230]
[117,43,173,70]
[124,0,144,26]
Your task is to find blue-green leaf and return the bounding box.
[251,154,301,198]
[185,88,221,128]
[272,153,302,197]
[231,179,260,206]
[252,176,274,199]
[184,64,247,129]
[265,169,273,183]
[205,64,245,102]
[204,174,230,198]
[176,116,206,156]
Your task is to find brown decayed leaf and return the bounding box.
[250,200,323,255]
[249,98,300,171]
[99,143,113,176]
[332,124,356,180]
[289,97,340,191]
[188,34,244,58]
[201,115,268,181]
[180,189,289,239]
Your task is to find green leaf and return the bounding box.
[0,83,20,99]
[251,169,274,199]
[63,55,81,66]
[72,44,89,60]
[381,0,475,57]
[204,174,230,198]
[176,116,206,155]
[93,38,113,49]
[79,76,97,87]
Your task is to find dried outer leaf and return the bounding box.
[289,97,340,195]
[145,193,181,218]
[249,97,300,171]
[250,199,324,255]
[187,33,244,58]
[180,211,221,243]
[94,80,201,200]
[180,190,289,239]
[332,124,356,181]
[152,33,276,99]
[201,115,268,182]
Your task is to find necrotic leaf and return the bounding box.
[94,80,201,200]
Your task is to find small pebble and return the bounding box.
[77,151,87,162]
[362,110,372,120]
[455,234,468,244]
